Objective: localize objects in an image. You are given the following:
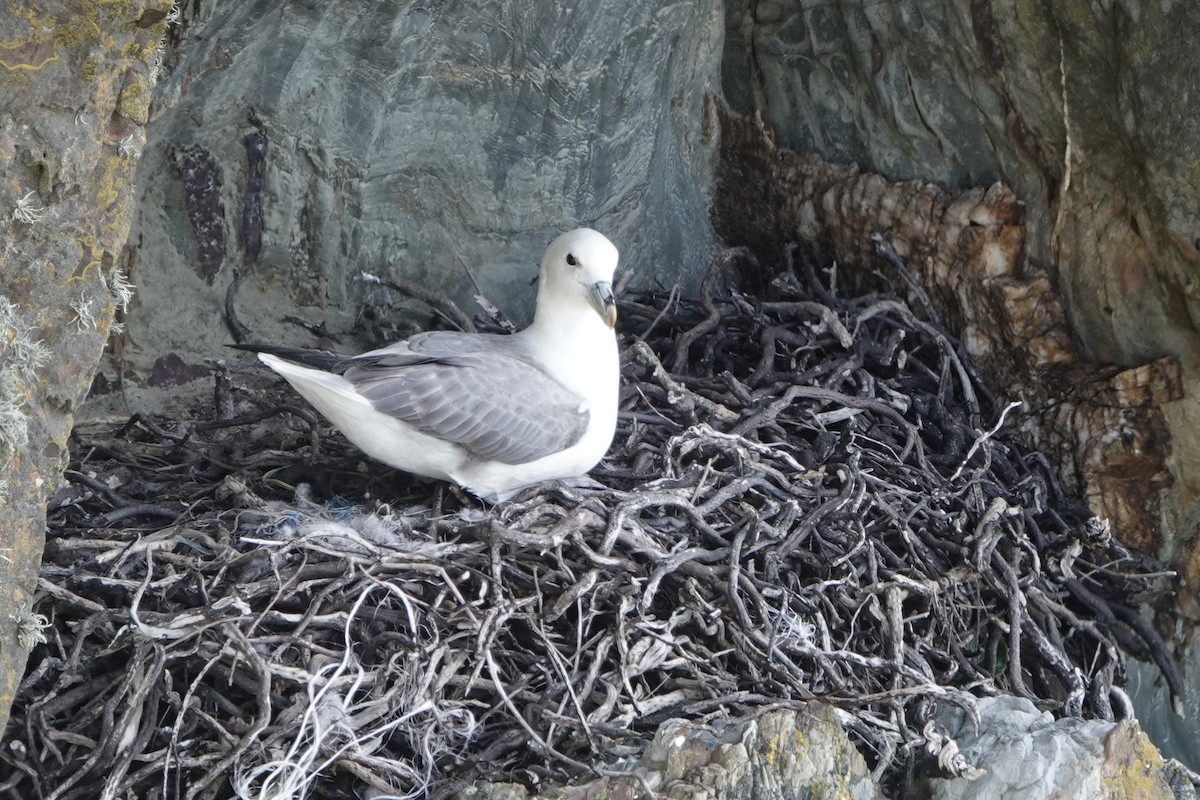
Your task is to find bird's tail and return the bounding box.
[228,343,352,373]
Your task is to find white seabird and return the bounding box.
[243,228,620,502]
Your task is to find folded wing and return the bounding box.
[343,331,589,465]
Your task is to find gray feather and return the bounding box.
[343,331,589,464]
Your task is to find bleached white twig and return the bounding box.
[948,401,1022,484]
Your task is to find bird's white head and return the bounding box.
[536,228,619,329]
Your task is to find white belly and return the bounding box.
[259,354,467,482]
[258,351,618,501]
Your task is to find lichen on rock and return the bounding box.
[0,296,49,454]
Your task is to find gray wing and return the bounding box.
[342,332,589,464]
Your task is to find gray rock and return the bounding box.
[921,696,1174,800]
[722,0,1200,364]
[1129,650,1200,776]
[101,0,723,415]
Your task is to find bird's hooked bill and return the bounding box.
[590,281,617,328]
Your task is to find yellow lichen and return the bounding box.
[0,52,59,72]
[103,217,133,249]
[117,79,150,123]
[58,238,101,288]
[1101,724,1170,800]
[93,153,128,212]
[4,0,174,63]
[0,6,61,71]
[760,729,779,768]
[53,0,107,50]
[0,5,51,49]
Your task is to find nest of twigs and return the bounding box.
[3,239,1182,800]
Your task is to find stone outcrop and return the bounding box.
[95,0,723,416]
[456,701,1187,800]
[456,707,883,800]
[0,0,171,738]
[921,696,1175,800]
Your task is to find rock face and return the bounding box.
[0,0,171,741]
[720,0,1200,579]
[99,0,723,415]
[723,0,1200,360]
[921,696,1174,800]
[0,0,173,738]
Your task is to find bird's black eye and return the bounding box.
[566,253,578,266]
